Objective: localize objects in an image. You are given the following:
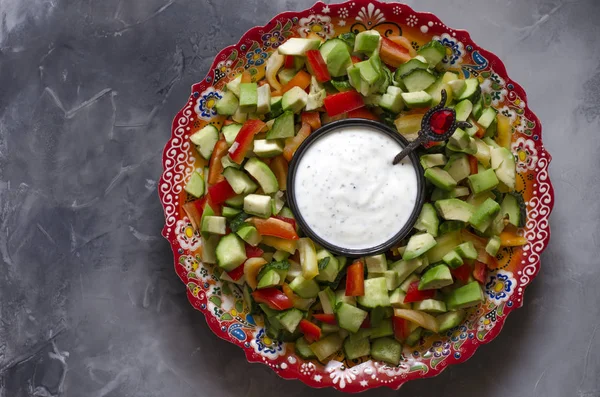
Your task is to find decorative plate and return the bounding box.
[158,0,553,392]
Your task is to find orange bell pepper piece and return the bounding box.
[379,37,412,67]
[208,138,228,185]
[281,70,311,94]
[301,112,322,131]
[249,217,299,240]
[346,259,365,297]
[283,122,311,162]
[270,155,289,190]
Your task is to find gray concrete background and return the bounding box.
[0,0,598,396]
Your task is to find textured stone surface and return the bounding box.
[0,0,599,396]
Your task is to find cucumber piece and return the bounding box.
[419,265,453,290]
[237,225,261,246]
[404,327,423,347]
[256,84,271,114]
[370,318,394,339]
[401,69,437,92]
[445,281,484,310]
[403,233,437,260]
[243,284,260,314]
[448,128,473,151]
[276,308,304,333]
[257,269,282,289]
[431,186,470,201]
[278,38,321,56]
[442,250,463,269]
[309,333,344,361]
[379,86,404,113]
[477,107,498,129]
[222,206,241,219]
[444,154,471,183]
[437,310,467,332]
[366,254,387,274]
[226,74,243,97]
[243,194,272,218]
[438,220,466,235]
[244,158,279,194]
[420,154,447,170]
[215,234,247,271]
[390,258,425,286]
[435,199,475,222]
[335,302,368,333]
[371,337,402,365]
[413,299,447,313]
[401,91,433,108]
[395,58,429,79]
[343,334,371,360]
[447,79,466,98]
[500,193,524,227]
[223,168,258,195]
[425,167,457,191]
[215,91,239,116]
[330,79,354,92]
[289,275,320,298]
[322,323,340,334]
[414,203,440,237]
[201,235,220,264]
[267,111,295,139]
[201,215,227,235]
[357,278,390,308]
[400,274,419,293]
[271,191,285,216]
[468,169,500,194]
[315,249,340,283]
[221,123,243,146]
[221,154,241,170]
[184,171,205,198]
[455,100,473,122]
[486,235,502,256]
[190,124,219,160]
[417,40,446,67]
[455,242,478,260]
[335,289,356,307]
[295,337,316,359]
[225,194,245,209]
[320,39,352,77]
[231,107,247,124]
[318,287,336,314]
[389,288,411,309]
[490,147,516,190]
[456,78,480,101]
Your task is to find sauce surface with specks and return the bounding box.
[294,126,418,250]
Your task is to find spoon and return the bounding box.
[392,89,472,165]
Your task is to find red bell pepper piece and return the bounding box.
[324,90,365,117]
[403,281,436,303]
[306,49,331,82]
[347,107,379,121]
[229,119,266,164]
[346,259,365,297]
[473,261,487,284]
[208,139,229,184]
[299,319,322,343]
[351,55,362,64]
[312,313,337,325]
[250,217,299,240]
[273,215,297,231]
[392,316,410,340]
[468,155,479,175]
[301,112,322,131]
[252,288,294,311]
[226,262,245,281]
[284,55,295,69]
[245,245,264,258]
[379,37,411,68]
[208,179,236,205]
[451,264,472,283]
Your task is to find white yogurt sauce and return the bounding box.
[294,125,419,250]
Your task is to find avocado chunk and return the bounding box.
[257,269,282,289]
[455,99,473,122]
[239,83,258,113]
[320,40,352,77]
[436,310,467,332]
[390,257,425,285]
[354,30,381,54]
[431,186,471,201]
[379,85,404,113]
[413,299,447,313]
[253,139,284,158]
[469,197,501,233]
[355,59,381,85]
[244,158,279,194]
[490,147,516,190]
[243,194,272,218]
[435,199,475,222]
[500,193,523,227]
[201,235,220,264]
[448,79,466,98]
[420,153,447,169]
[456,78,480,101]
[215,90,239,116]
[371,337,402,365]
[446,281,484,310]
[366,254,387,273]
[444,154,471,183]
[414,203,440,237]
[223,167,258,195]
[357,277,390,308]
[278,38,321,55]
[282,86,308,113]
[236,225,262,247]
[425,168,457,191]
[403,233,437,260]
[267,110,294,139]
[477,107,498,129]
[486,236,502,256]
[419,264,453,290]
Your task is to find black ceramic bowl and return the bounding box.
[286,119,426,257]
